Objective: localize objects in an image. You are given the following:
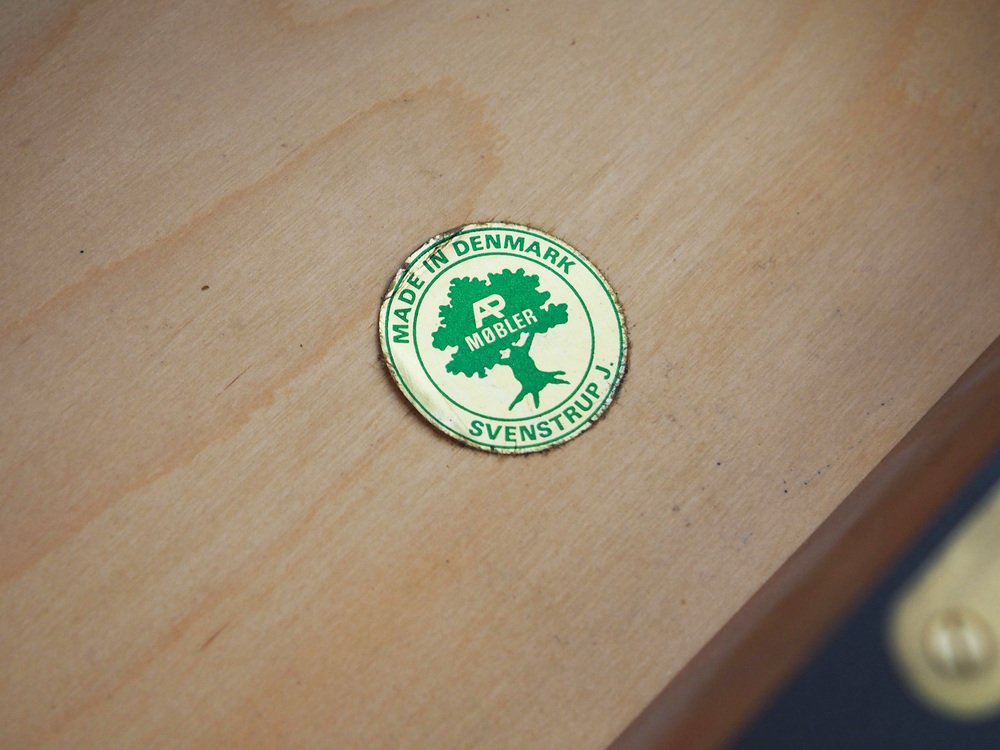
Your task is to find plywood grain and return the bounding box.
[1,1,998,748]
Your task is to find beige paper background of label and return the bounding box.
[380,223,627,453]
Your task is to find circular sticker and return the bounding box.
[379,222,627,453]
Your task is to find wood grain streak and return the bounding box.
[0,0,96,96]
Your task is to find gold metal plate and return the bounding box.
[888,479,1000,720]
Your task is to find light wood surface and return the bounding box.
[1,1,998,748]
[612,339,1000,750]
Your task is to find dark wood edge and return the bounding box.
[609,336,1000,750]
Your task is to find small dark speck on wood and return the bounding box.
[201,285,210,291]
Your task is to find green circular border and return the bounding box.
[381,224,626,452]
[412,252,595,422]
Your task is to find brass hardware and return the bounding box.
[888,480,1000,720]
[921,607,996,680]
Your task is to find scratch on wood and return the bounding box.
[221,366,251,394]
[200,622,231,651]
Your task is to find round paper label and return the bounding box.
[379,223,627,453]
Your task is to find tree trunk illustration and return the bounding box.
[431,270,571,409]
[502,333,569,410]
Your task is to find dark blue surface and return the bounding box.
[731,451,1000,750]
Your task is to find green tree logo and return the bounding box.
[432,268,570,410]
